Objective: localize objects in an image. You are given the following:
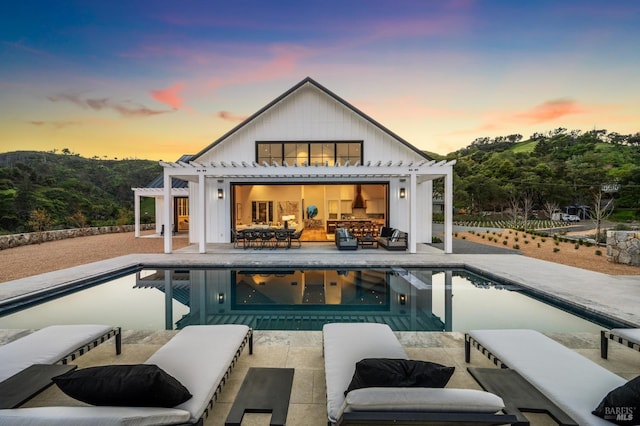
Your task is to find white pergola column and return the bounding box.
[163,171,172,254]
[444,169,453,254]
[409,173,417,253]
[198,173,206,253]
[134,190,141,238]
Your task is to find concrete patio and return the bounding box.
[0,240,639,425]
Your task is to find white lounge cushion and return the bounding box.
[610,328,640,344]
[145,324,250,423]
[0,325,116,382]
[469,329,626,426]
[0,406,190,426]
[323,323,408,423]
[342,387,505,413]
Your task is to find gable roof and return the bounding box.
[146,154,193,188]
[193,77,432,161]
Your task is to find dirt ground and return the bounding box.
[0,231,189,283]
[0,229,638,283]
[455,229,640,276]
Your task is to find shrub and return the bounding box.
[513,244,520,249]
[553,247,560,253]
[541,238,546,242]
[524,240,529,244]
[574,244,579,250]
[503,240,508,246]
[595,250,603,256]
[537,243,541,248]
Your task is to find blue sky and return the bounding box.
[1,0,639,160]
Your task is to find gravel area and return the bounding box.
[0,231,189,283]
[457,230,640,276]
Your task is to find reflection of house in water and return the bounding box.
[135,268,458,331]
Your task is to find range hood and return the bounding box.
[352,184,366,209]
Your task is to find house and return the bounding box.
[133,77,455,254]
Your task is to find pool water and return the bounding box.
[0,268,613,332]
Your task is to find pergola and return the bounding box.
[158,158,456,254]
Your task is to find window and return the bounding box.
[257,141,362,166]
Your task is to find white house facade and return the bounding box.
[144,77,454,254]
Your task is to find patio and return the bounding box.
[1,240,639,425]
[4,327,638,426]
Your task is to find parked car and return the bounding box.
[561,214,581,222]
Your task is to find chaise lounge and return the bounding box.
[0,324,253,425]
[0,324,122,383]
[323,322,516,425]
[465,329,630,426]
[601,328,640,359]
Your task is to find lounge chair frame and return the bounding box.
[59,326,122,364]
[337,411,517,425]
[600,329,640,359]
[464,333,507,368]
[191,327,253,425]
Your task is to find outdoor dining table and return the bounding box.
[238,227,296,249]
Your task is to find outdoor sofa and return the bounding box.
[0,324,253,426]
[323,322,516,425]
[465,329,632,426]
[377,227,408,251]
[335,228,358,250]
[601,328,640,359]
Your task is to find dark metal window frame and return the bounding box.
[255,141,363,165]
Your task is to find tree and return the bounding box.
[521,191,534,230]
[27,209,55,243]
[542,201,559,220]
[590,188,615,243]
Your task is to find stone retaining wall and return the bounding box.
[0,224,155,251]
[607,230,640,266]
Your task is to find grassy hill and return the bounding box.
[0,151,161,233]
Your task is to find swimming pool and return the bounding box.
[0,267,620,332]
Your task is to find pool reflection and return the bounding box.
[135,268,454,331]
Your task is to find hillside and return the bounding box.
[448,129,640,222]
[0,151,161,233]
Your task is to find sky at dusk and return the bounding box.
[1,1,639,161]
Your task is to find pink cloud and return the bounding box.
[513,98,585,124]
[151,82,185,109]
[208,45,304,92]
[217,111,248,122]
[48,93,172,118]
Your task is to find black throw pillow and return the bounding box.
[53,364,192,407]
[345,358,455,395]
[592,376,640,425]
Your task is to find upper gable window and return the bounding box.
[256,141,362,166]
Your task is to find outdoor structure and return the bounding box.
[132,155,192,237]
[136,77,455,254]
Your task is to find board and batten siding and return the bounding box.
[196,83,424,164]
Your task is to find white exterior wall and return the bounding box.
[155,197,164,234]
[196,84,424,165]
[189,82,431,244]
